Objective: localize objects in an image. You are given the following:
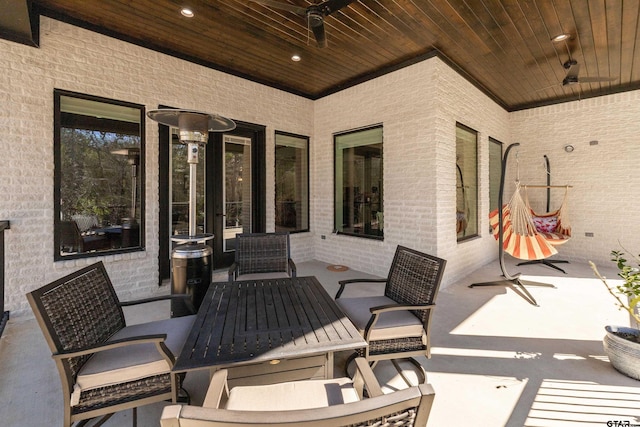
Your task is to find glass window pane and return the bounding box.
[224,135,251,251]
[456,123,478,240]
[334,126,383,239]
[55,91,144,260]
[275,132,309,233]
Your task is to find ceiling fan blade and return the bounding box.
[311,23,327,48]
[248,0,307,15]
[578,76,617,83]
[318,0,356,15]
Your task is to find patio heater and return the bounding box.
[111,147,140,247]
[148,109,235,317]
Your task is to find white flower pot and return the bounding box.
[603,325,640,381]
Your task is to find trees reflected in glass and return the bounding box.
[54,90,144,260]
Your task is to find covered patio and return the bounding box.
[2,257,638,426]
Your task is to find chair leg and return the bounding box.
[344,352,359,378]
[177,386,191,404]
[395,358,427,385]
[75,413,114,427]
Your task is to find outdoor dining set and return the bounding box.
[26,232,446,426]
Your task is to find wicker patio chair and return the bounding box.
[335,246,446,373]
[160,357,436,427]
[228,232,296,282]
[26,261,195,427]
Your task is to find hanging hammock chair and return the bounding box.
[524,185,572,246]
[489,182,571,261]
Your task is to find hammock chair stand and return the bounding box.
[469,143,555,307]
[516,155,570,274]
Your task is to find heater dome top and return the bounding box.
[147,109,236,133]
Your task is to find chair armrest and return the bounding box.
[288,258,297,277]
[52,334,175,365]
[364,303,435,337]
[335,278,387,299]
[228,262,238,282]
[352,357,383,398]
[121,294,196,315]
[119,293,191,307]
[160,405,183,427]
[369,303,435,315]
[202,369,229,409]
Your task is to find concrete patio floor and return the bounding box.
[1,257,640,426]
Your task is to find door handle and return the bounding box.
[216,213,226,217]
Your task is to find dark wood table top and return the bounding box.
[173,276,366,373]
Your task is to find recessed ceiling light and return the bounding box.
[181,8,194,18]
[291,54,301,62]
[552,33,570,42]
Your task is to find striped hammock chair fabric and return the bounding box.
[489,183,559,260]
[525,186,571,246]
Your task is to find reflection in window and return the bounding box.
[489,138,503,213]
[456,123,478,241]
[224,135,252,252]
[335,126,383,239]
[54,90,144,260]
[275,132,309,233]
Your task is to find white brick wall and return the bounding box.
[312,58,511,285]
[2,17,638,316]
[510,92,640,266]
[0,18,314,316]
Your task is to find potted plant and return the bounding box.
[590,249,640,380]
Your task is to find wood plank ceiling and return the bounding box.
[27,0,640,111]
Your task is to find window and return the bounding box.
[275,132,309,232]
[456,123,478,241]
[54,90,145,260]
[334,126,383,239]
[489,138,503,213]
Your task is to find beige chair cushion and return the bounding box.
[71,315,195,405]
[235,271,291,281]
[225,377,359,411]
[336,296,424,341]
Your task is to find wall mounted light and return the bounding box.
[564,144,575,153]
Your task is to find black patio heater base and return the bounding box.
[148,109,235,317]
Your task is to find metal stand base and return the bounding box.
[469,278,555,307]
[470,144,557,307]
[0,310,8,338]
[517,259,569,274]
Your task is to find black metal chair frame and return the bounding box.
[335,246,446,378]
[26,261,192,427]
[228,232,296,282]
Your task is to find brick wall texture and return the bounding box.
[1,17,638,316]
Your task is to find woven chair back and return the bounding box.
[235,232,290,276]
[27,262,125,378]
[385,246,446,323]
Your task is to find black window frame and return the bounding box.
[275,131,310,234]
[456,122,479,242]
[333,124,384,240]
[53,89,146,261]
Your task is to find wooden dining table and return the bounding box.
[172,276,367,391]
